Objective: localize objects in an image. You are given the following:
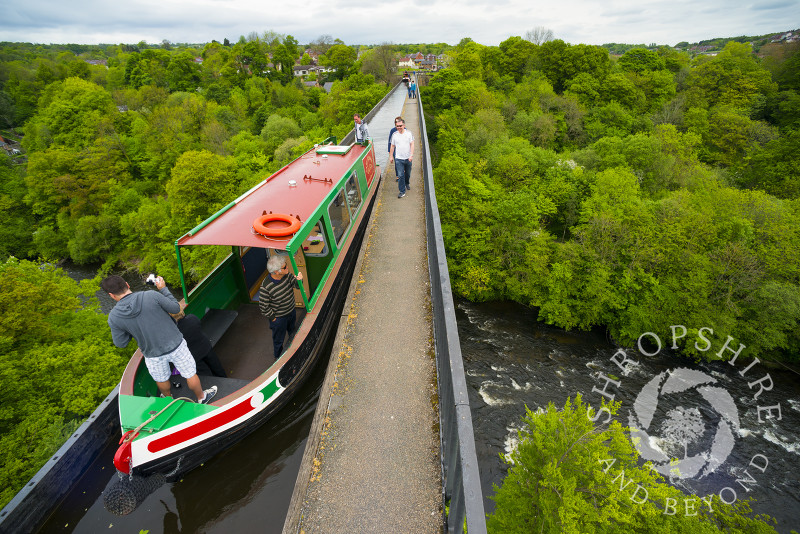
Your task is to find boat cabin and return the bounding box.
[122,139,379,402]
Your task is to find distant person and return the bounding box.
[407,79,414,98]
[353,113,370,145]
[389,116,414,198]
[259,256,304,359]
[410,80,417,98]
[170,310,227,378]
[102,275,217,404]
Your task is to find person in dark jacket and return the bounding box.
[171,311,227,377]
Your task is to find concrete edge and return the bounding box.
[281,163,389,534]
[0,385,120,534]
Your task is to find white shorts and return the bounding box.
[144,339,197,383]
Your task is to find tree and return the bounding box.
[283,35,300,62]
[487,395,778,533]
[525,26,554,45]
[499,37,537,82]
[309,34,335,56]
[260,114,302,154]
[0,156,35,259]
[166,149,238,227]
[22,77,116,152]
[685,42,776,113]
[272,44,295,83]
[618,47,666,73]
[360,44,397,85]
[451,41,484,80]
[166,50,201,92]
[319,44,357,80]
[0,258,127,509]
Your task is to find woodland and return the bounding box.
[0,34,390,509]
[0,31,798,530]
[424,36,800,361]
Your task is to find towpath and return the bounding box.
[284,95,443,533]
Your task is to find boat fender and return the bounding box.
[113,430,138,474]
[253,212,302,237]
[103,472,166,516]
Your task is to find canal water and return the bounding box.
[457,299,800,533]
[38,89,409,534]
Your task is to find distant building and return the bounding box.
[293,65,336,77]
[398,52,440,70]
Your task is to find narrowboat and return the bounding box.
[112,138,380,482]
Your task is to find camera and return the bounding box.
[145,273,158,286]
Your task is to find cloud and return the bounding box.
[0,0,797,46]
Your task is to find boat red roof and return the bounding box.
[177,144,369,249]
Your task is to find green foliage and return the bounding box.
[427,35,800,361]
[260,114,302,154]
[319,44,357,80]
[0,258,127,508]
[488,396,777,533]
[166,149,239,226]
[0,38,385,273]
[22,77,116,151]
[0,155,34,258]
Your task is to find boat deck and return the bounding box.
[168,303,308,400]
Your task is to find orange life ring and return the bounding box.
[253,213,302,237]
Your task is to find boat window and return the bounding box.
[302,224,328,257]
[304,218,333,299]
[344,171,362,218]
[327,189,351,246]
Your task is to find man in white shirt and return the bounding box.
[388,116,414,198]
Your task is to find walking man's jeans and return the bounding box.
[270,311,296,358]
[395,158,412,193]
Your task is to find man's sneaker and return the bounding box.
[406,184,411,190]
[398,191,406,198]
[200,385,218,404]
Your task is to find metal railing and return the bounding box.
[417,86,487,533]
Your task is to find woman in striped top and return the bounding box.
[259,255,303,359]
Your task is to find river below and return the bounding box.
[457,299,800,533]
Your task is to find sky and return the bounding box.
[1,0,798,48]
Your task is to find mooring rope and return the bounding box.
[123,396,195,442]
